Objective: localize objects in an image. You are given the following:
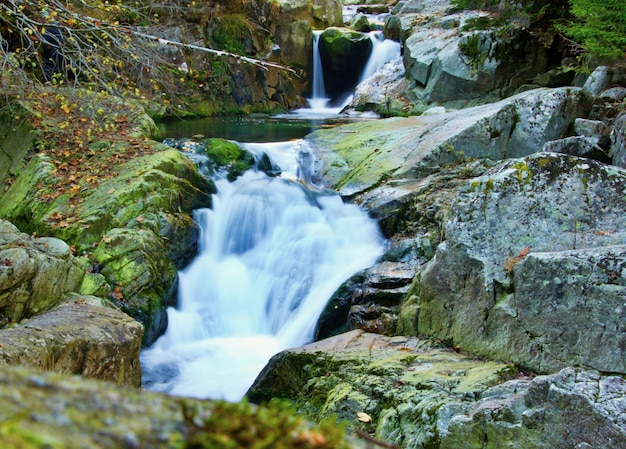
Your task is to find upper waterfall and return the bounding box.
[303,29,401,114]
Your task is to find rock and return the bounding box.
[350,13,371,32]
[0,300,143,386]
[346,56,414,116]
[0,363,362,448]
[542,136,610,163]
[574,118,611,146]
[306,87,591,198]
[0,220,84,327]
[403,11,557,105]
[92,228,177,346]
[383,14,402,41]
[440,368,626,449]
[248,330,515,448]
[413,152,626,374]
[610,112,626,168]
[0,143,214,345]
[270,0,343,68]
[583,65,626,96]
[346,261,418,335]
[199,138,256,181]
[0,145,213,255]
[0,102,37,183]
[319,27,373,99]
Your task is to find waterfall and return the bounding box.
[359,31,402,83]
[141,140,384,401]
[310,31,327,105]
[301,30,401,115]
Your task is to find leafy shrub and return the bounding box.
[559,0,626,64]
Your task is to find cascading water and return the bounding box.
[140,140,384,401]
[360,32,402,83]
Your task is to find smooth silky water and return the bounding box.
[141,28,400,401]
[140,138,384,401]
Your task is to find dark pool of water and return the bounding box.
[156,112,373,143]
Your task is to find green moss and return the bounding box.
[202,138,255,181]
[0,418,64,449]
[458,33,489,70]
[512,161,532,184]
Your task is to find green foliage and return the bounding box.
[211,13,251,54]
[180,399,349,449]
[560,0,626,64]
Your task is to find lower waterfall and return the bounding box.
[140,140,384,401]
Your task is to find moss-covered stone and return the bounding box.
[202,138,256,181]
[0,102,37,183]
[0,363,360,448]
[248,330,515,448]
[92,228,177,345]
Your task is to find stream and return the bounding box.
[140,138,384,401]
[141,26,400,402]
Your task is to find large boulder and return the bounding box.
[0,220,84,326]
[391,2,572,108]
[319,27,373,99]
[269,0,344,69]
[441,368,626,449]
[306,87,592,199]
[91,228,177,346]
[248,330,515,448]
[410,152,626,375]
[0,300,143,386]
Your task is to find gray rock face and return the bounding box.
[414,152,626,374]
[0,220,84,327]
[402,10,555,105]
[611,112,626,168]
[441,368,626,449]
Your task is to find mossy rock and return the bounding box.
[91,228,177,346]
[0,102,37,183]
[0,145,213,255]
[0,363,360,449]
[248,330,515,448]
[201,138,255,181]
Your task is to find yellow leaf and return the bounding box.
[357,412,372,423]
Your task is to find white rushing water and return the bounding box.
[141,140,384,401]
